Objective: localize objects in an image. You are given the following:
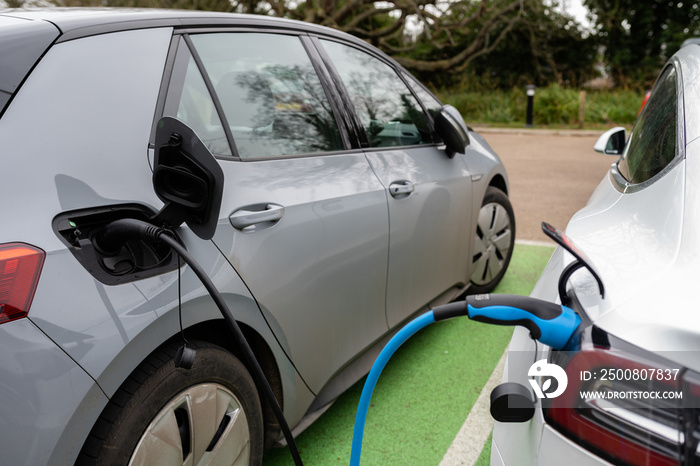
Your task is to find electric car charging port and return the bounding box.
[53,204,181,285]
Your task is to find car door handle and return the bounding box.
[389,180,414,198]
[230,204,284,230]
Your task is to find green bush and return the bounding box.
[435,84,644,128]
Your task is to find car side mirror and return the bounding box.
[434,105,470,158]
[594,127,627,155]
[151,117,224,240]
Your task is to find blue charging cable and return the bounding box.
[349,294,581,465]
[350,311,437,465]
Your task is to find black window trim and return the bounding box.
[149,33,181,149]
[610,60,686,194]
[181,33,241,159]
[398,70,443,143]
[298,35,354,151]
[309,35,369,149]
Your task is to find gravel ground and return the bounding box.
[475,128,616,242]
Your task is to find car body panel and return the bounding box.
[587,141,700,371]
[0,27,171,248]
[0,318,106,466]
[460,130,510,238]
[0,14,58,113]
[1,23,304,405]
[676,45,700,144]
[0,25,173,378]
[212,153,390,394]
[535,425,610,466]
[365,147,473,327]
[492,327,543,466]
[561,159,684,319]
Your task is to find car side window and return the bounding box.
[183,33,343,159]
[402,72,442,120]
[618,66,678,184]
[320,40,434,148]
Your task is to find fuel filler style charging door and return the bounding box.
[54,117,225,284]
[151,116,224,239]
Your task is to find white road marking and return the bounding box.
[440,351,507,466]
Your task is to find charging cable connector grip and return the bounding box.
[435,294,581,350]
[91,218,161,256]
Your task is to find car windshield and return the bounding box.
[0,16,58,115]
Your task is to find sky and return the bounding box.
[558,0,593,29]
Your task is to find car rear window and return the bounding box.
[617,65,679,184]
[0,16,58,115]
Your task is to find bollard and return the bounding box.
[578,90,586,128]
[525,84,535,127]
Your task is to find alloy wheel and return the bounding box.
[129,383,250,466]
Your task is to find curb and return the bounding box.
[515,239,556,248]
[472,126,604,137]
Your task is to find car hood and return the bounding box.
[530,153,700,371]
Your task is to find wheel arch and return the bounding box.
[183,319,284,449]
[488,173,508,196]
[76,338,266,465]
[81,287,295,455]
[79,317,286,463]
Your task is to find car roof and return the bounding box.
[0,8,366,45]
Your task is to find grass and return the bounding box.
[475,432,493,466]
[263,242,555,465]
[434,84,643,129]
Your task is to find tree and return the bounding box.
[584,0,700,87]
[454,1,599,88]
[38,0,596,87]
[45,0,528,75]
[381,0,526,73]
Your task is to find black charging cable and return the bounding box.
[93,218,304,465]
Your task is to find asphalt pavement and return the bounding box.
[474,127,616,242]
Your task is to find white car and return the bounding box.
[492,41,700,465]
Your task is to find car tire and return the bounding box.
[469,186,515,294]
[77,340,264,466]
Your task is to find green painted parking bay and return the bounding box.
[264,242,554,465]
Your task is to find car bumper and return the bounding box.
[0,318,107,465]
[492,329,610,466]
[492,423,612,466]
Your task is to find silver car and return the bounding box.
[492,41,700,465]
[0,8,513,465]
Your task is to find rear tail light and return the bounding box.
[543,327,700,466]
[0,243,45,324]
